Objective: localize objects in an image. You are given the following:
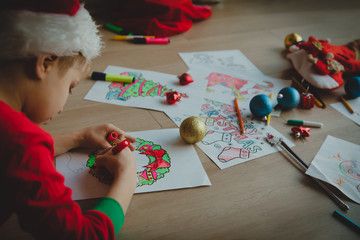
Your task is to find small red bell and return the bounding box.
[178,73,194,85]
[300,92,315,109]
[166,91,181,104]
[291,126,310,138]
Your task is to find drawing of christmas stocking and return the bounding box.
[202,131,232,145]
[218,147,250,162]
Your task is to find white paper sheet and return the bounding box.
[165,65,292,169]
[56,129,211,200]
[306,135,360,204]
[179,49,263,76]
[187,66,290,106]
[331,98,360,126]
[167,98,294,170]
[84,66,207,116]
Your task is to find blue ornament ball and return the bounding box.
[344,76,360,98]
[277,87,300,110]
[249,94,274,117]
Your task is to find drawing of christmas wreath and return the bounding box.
[86,138,171,187]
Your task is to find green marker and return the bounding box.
[104,23,123,34]
[287,119,323,128]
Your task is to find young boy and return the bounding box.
[0,1,137,239]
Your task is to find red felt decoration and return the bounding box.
[110,0,212,37]
[179,73,194,85]
[287,36,360,91]
[166,91,181,104]
[291,126,310,138]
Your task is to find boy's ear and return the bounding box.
[35,55,59,80]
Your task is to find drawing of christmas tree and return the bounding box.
[106,72,173,101]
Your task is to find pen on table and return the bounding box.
[266,134,350,212]
[114,35,155,40]
[333,210,360,234]
[340,96,354,114]
[112,139,131,154]
[234,97,245,134]
[287,119,324,128]
[291,77,325,108]
[91,71,136,83]
[266,92,273,126]
[132,37,170,44]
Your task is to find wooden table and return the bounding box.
[2,0,360,239]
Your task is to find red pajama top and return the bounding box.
[0,100,123,239]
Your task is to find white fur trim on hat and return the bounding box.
[0,6,103,61]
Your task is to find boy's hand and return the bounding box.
[77,123,137,151]
[94,143,136,178]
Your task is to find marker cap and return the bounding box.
[91,71,106,80]
[133,37,170,44]
[91,71,135,83]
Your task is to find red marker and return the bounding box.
[133,37,170,44]
[107,132,118,142]
[112,139,130,154]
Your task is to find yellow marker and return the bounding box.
[114,35,155,40]
[340,96,354,114]
[266,92,273,126]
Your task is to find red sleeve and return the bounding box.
[0,108,116,239]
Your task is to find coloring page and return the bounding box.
[306,135,360,204]
[331,98,360,126]
[197,67,291,106]
[179,49,264,76]
[167,98,294,169]
[56,129,211,200]
[84,66,207,116]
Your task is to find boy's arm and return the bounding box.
[53,130,83,156]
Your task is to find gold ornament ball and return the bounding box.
[284,33,303,48]
[179,117,207,144]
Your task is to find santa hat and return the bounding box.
[0,0,102,61]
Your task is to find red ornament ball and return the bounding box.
[178,73,194,85]
[166,91,181,104]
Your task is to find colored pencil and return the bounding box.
[234,97,245,134]
[333,210,360,234]
[232,82,242,99]
[266,92,273,126]
[266,134,350,212]
[340,96,354,114]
